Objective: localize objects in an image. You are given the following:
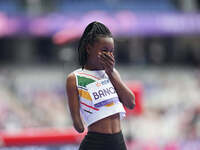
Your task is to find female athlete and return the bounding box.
[66,21,135,150]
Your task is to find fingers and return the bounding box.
[99,56,111,67]
[102,52,115,62]
[98,52,115,66]
[98,57,107,67]
[99,58,113,73]
[98,52,115,73]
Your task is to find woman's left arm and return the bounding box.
[107,69,135,109]
[98,51,135,109]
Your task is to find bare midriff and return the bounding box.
[88,113,121,134]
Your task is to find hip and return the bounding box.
[79,130,127,150]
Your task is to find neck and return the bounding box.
[84,62,104,71]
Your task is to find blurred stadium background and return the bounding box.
[0,0,200,149]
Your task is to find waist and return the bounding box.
[87,130,122,137]
[85,130,124,144]
[88,113,121,134]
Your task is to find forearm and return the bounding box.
[98,51,135,109]
[107,71,135,109]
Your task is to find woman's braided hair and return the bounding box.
[78,21,112,68]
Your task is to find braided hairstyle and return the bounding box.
[78,21,112,68]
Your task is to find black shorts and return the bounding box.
[79,131,127,150]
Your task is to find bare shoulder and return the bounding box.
[66,72,76,87]
[67,72,76,81]
[66,72,79,99]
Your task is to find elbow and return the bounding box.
[128,103,135,110]
[73,122,84,133]
[127,94,136,110]
[73,117,84,133]
[76,126,85,133]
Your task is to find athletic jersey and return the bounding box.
[73,68,126,127]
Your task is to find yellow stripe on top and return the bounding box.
[105,102,115,107]
[78,89,92,101]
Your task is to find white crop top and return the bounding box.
[73,68,126,127]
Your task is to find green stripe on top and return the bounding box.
[77,75,95,87]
